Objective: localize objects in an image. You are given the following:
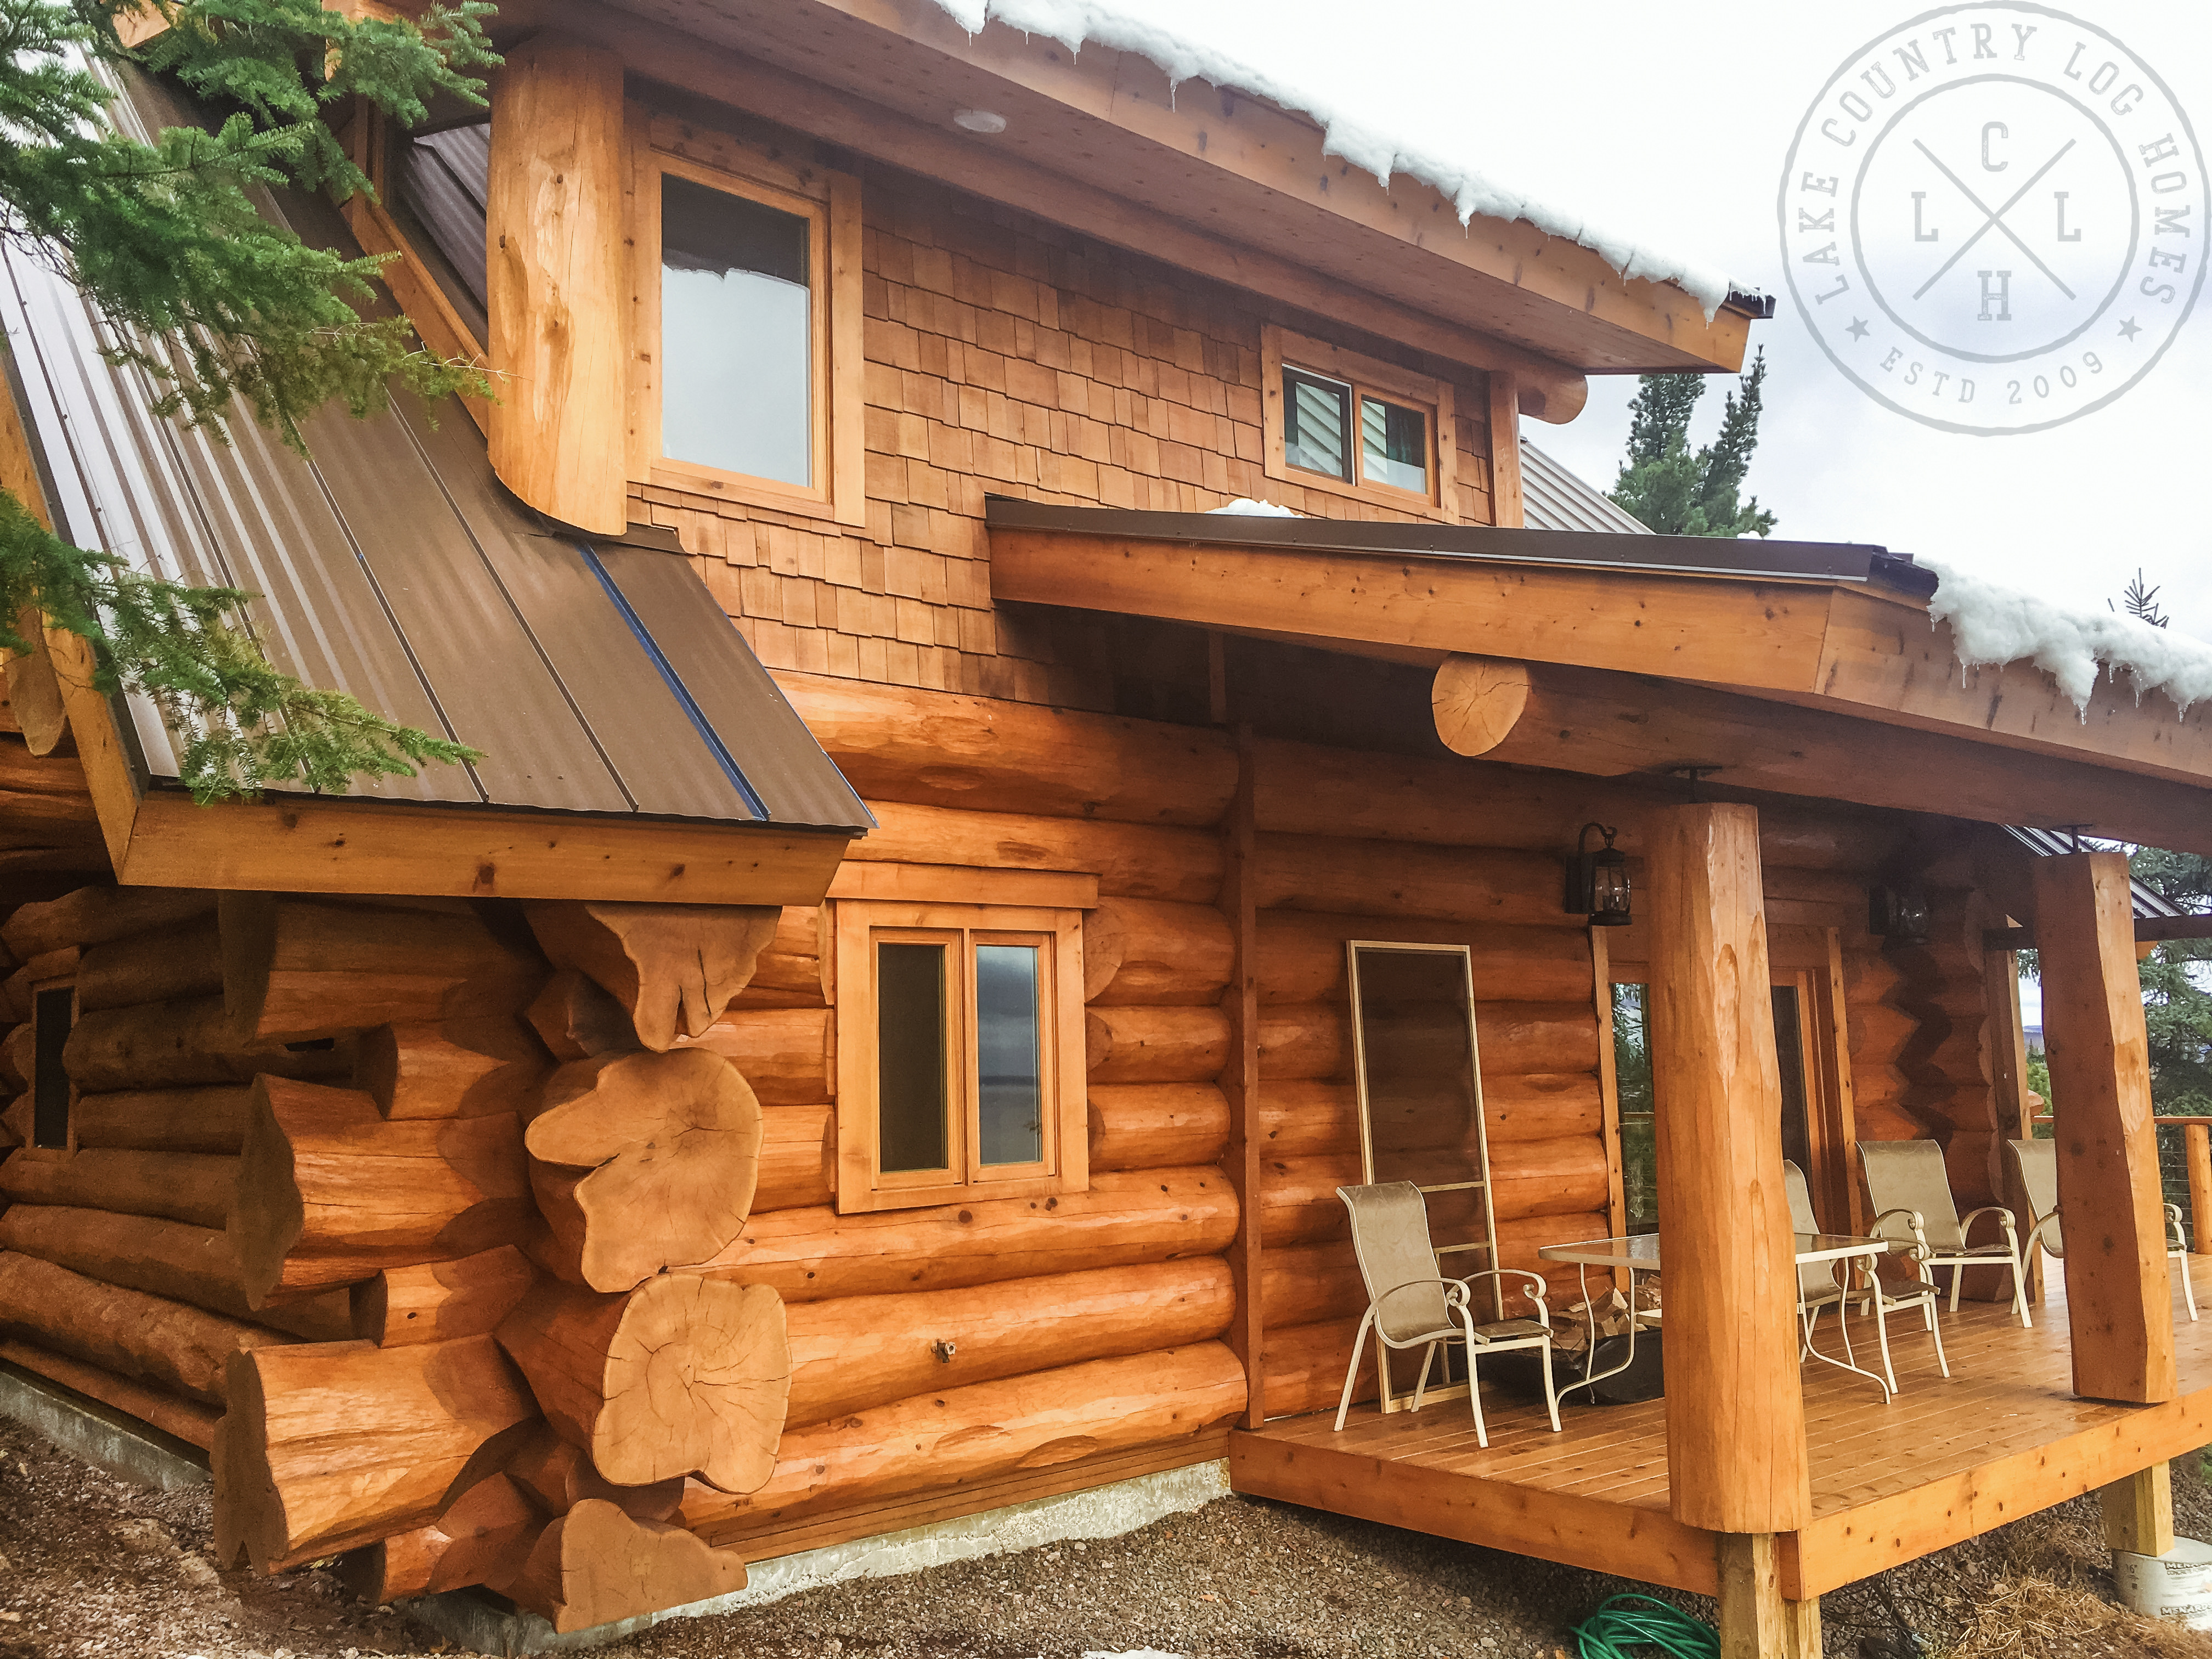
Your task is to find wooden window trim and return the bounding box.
[1261,323,1459,522]
[627,106,866,528]
[833,899,1087,1214]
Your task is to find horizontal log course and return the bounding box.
[1257,1002,1596,1085]
[1497,1209,1612,1286]
[507,1425,685,1520]
[355,1016,549,1121]
[525,1048,761,1291]
[1485,1073,1605,1142]
[222,894,549,1045]
[1260,1315,1376,1420]
[681,1340,1247,1543]
[524,900,781,1053]
[1086,1005,1229,1084]
[856,801,1223,905]
[775,672,1238,828]
[691,1165,1237,1302]
[2,886,213,961]
[1257,1081,1359,1159]
[1491,1135,1611,1223]
[0,1335,222,1448]
[3,945,76,1023]
[1256,912,1593,1006]
[76,919,223,1012]
[1850,1002,1919,1064]
[1087,1083,1229,1171]
[507,1498,749,1634]
[731,907,829,1011]
[352,1245,538,1348]
[0,1205,351,1338]
[71,1086,255,1154]
[1260,1154,1360,1247]
[63,997,355,1093]
[1257,1005,1348,1082]
[1260,1243,1362,1331]
[676,1007,833,1106]
[336,1472,539,1604]
[234,1079,533,1306]
[216,1334,540,1572]
[527,967,639,1063]
[783,1258,1233,1428]
[1084,899,1235,1007]
[0,1026,27,1094]
[0,1148,236,1229]
[755,1102,834,1212]
[0,1251,290,1404]
[497,1276,788,1492]
[1252,834,1570,929]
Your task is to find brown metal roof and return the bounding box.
[0,70,870,839]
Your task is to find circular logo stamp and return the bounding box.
[1780,4,2208,433]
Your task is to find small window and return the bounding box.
[31,984,73,1150]
[1262,324,1459,519]
[835,902,1086,1212]
[1361,396,1431,494]
[1284,368,1352,481]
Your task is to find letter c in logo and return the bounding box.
[1982,121,2010,170]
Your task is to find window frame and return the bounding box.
[833,899,1088,1214]
[1261,323,1459,521]
[28,975,76,1154]
[627,111,867,528]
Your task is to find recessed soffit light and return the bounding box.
[953,108,1008,134]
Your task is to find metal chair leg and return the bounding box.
[1870,1286,1897,1398]
[1335,1310,1375,1432]
[2181,1251,2200,1323]
[1460,1311,1489,1449]
[1926,1294,1951,1378]
[1538,1339,1562,1435]
[2010,1244,2033,1329]
[1412,1341,1438,1412]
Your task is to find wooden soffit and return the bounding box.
[986,514,2212,820]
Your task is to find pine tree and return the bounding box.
[1609,348,1778,539]
[2133,847,2212,1115]
[0,0,497,800]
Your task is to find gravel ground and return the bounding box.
[4,1413,2212,1658]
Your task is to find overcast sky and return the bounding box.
[1091,0,2212,637]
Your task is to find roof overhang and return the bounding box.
[986,501,2212,856]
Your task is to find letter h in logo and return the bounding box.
[1977,269,2013,320]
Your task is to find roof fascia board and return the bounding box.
[986,526,2212,790]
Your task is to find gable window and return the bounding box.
[31,982,74,1150]
[1262,323,1460,521]
[835,901,1086,1212]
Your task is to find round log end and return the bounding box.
[1431,655,1533,758]
[601,1277,790,1493]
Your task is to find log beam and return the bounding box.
[524,901,781,1053]
[506,1499,748,1634]
[0,1251,289,1404]
[351,1245,538,1348]
[2101,1464,2176,1557]
[336,1472,540,1604]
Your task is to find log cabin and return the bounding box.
[1,4,2210,1653]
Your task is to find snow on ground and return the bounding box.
[922,0,1743,318]
[1925,557,2212,718]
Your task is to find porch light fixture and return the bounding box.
[1870,882,1933,948]
[1569,822,1633,927]
[953,108,1008,133]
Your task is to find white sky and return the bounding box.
[1086,0,2212,637]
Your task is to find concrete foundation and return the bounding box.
[0,1361,208,1492]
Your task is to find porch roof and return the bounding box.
[984,499,2212,858]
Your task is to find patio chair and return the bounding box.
[2006,1137,2198,1322]
[1785,1160,1946,1396]
[1334,1181,1562,1448]
[1856,1140,2031,1328]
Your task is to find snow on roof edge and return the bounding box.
[1922,556,2212,721]
[924,0,1746,321]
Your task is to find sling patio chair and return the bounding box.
[1785,1159,1947,1397]
[1334,1181,1562,1448]
[1856,1139,2032,1327]
[2007,1137,2198,1322]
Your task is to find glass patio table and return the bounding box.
[1536,1231,1899,1400]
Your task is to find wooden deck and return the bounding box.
[1231,1266,2212,1598]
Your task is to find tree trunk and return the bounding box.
[335,1472,539,1603]
[691,1165,1237,1302]
[524,1047,762,1292]
[0,1148,236,1229]
[216,1335,539,1572]
[354,1015,548,1120]
[505,1499,749,1634]
[351,1245,538,1348]
[0,1252,290,1404]
[233,1078,533,1307]
[754,1102,833,1213]
[63,997,355,1093]
[1,886,213,961]
[1086,1084,1229,1172]
[75,919,224,1012]
[682,1342,1245,1543]
[523,900,781,1053]
[496,1276,788,1492]
[221,894,548,1045]
[1256,911,1592,1005]
[505,1425,684,1520]
[71,1086,256,1154]
[675,1007,832,1106]
[783,1259,1232,1428]
[856,800,1223,905]
[1084,1006,1229,1084]
[1083,899,1235,1006]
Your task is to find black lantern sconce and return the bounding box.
[1869,881,1932,948]
[1568,822,1633,927]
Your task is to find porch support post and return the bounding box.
[2101,1464,2176,1556]
[2032,850,2177,1404]
[1647,803,1812,1536]
[1221,725,1265,1429]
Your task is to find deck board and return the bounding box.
[1232,1268,2212,1597]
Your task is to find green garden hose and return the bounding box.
[1568,1593,1722,1659]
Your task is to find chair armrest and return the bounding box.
[2166,1204,2190,1250]
[2024,1210,2063,1256]
[1958,1205,2018,1244]
[1462,1266,1554,1325]
[1869,1206,1928,1244]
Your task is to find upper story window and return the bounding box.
[833,900,1088,1213]
[1262,324,1462,522]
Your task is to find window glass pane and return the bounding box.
[661,175,811,487]
[975,944,1043,1166]
[877,943,949,1173]
[32,986,71,1150]
[1773,986,1815,1180]
[1612,983,1656,1235]
[1283,368,1352,481]
[1361,396,1430,493]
